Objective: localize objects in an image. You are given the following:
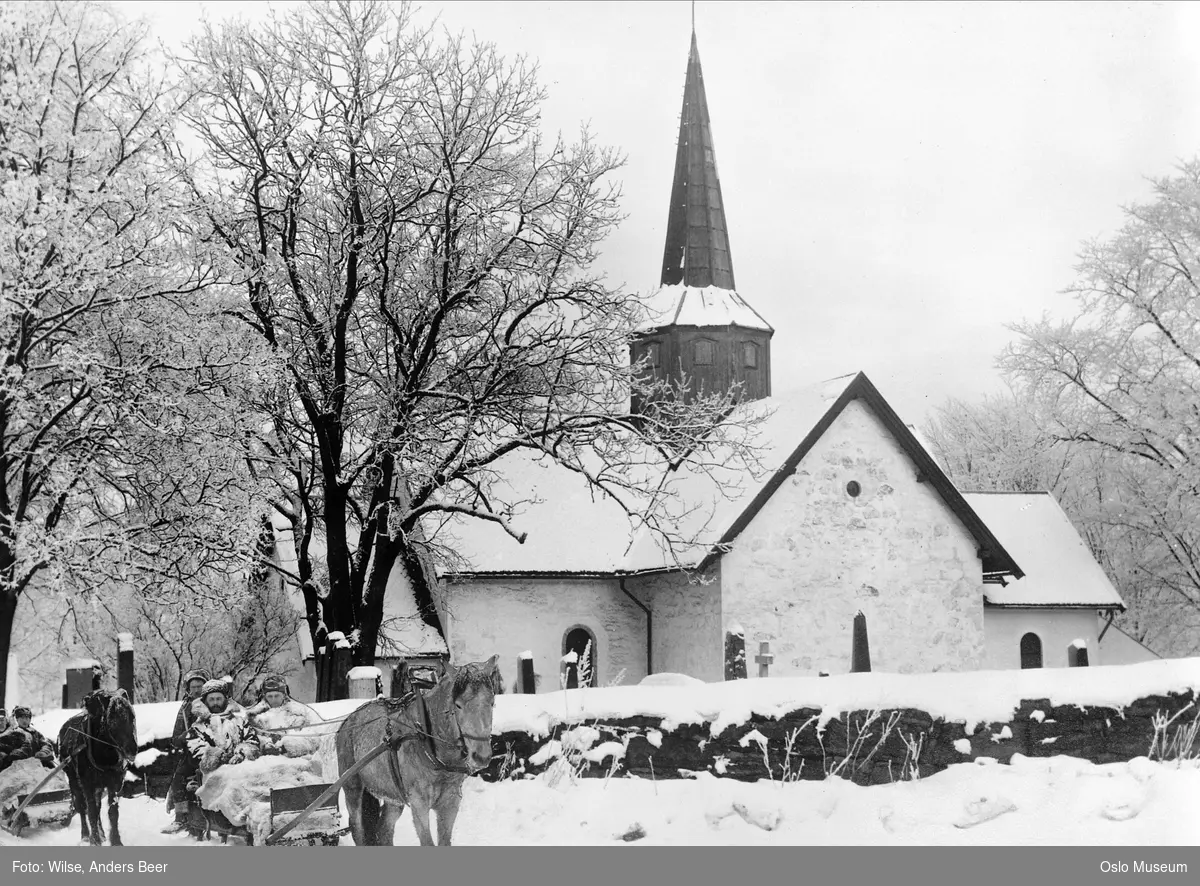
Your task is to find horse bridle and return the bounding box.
[385,683,492,780]
[82,693,135,773]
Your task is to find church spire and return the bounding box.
[659,28,735,290]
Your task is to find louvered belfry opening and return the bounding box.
[660,31,735,290]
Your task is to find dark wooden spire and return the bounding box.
[659,31,736,290]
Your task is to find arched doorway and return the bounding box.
[563,626,597,689]
[1020,632,1043,669]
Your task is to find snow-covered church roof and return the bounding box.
[636,283,773,334]
[440,372,1023,581]
[965,492,1126,610]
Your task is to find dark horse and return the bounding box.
[336,655,501,846]
[57,688,138,846]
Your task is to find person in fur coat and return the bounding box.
[243,675,323,758]
[186,679,254,777]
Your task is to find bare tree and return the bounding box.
[927,161,1200,657]
[0,0,271,702]
[179,0,768,674]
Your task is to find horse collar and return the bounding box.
[386,688,476,777]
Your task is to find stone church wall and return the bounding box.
[441,576,648,691]
[721,399,986,675]
[626,566,723,683]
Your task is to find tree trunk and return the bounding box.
[0,588,17,709]
[357,521,399,668]
[321,482,357,637]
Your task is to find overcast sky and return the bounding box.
[114,0,1200,424]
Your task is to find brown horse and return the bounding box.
[335,655,501,846]
[57,688,138,846]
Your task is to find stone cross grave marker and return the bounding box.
[755,641,774,678]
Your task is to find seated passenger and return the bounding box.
[244,675,322,757]
[187,680,255,775]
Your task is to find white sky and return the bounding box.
[113,0,1200,423]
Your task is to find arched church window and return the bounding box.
[693,339,715,365]
[741,341,759,368]
[562,626,597,688]
[1019,632,1043,669]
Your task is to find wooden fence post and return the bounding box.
[517,652,536,694]
[117,633,135,703]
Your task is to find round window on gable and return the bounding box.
[846,481,861,498]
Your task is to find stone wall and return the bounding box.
[721,399,986,676]
[482,690,1198,786]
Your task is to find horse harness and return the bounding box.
[381,684,488,795]
[70,695,132,774]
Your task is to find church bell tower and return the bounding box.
[631,28,774,414]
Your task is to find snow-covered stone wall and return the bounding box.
[721,399,986,676]
[627,567,723,683]
[442,576,648,690]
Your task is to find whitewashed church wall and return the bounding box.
[722,399,986,675]
[440,576,648,691]
[983,607,1101,669]
[1096,621,1161,666]
[626,566,723,682]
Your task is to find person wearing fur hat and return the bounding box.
[0,706,55,774]
[190,678,245,723]
[244,675,322,758]
[185,679,255,777]
[161,668,212,834]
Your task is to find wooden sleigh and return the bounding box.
[1,758,75,837]
[186,781,348,846]
[184,734,401,846]
[2,787,74,834]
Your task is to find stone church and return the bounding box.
[285,29,1155,698]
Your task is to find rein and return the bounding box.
[68,699,134,773]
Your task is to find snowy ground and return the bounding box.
[2,754,1197,846]
[7,659,1199,846]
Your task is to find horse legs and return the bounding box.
[65,766,89,844]
[374,801,404,846]
[342,777,370,847]
[408,798,436,846]
[434,784,464,846]
[107,780,123,846]
[86,786,106,846]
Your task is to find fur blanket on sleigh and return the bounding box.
[194,754,337,844]
[0,759,71,820]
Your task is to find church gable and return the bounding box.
[721,395,988,676]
